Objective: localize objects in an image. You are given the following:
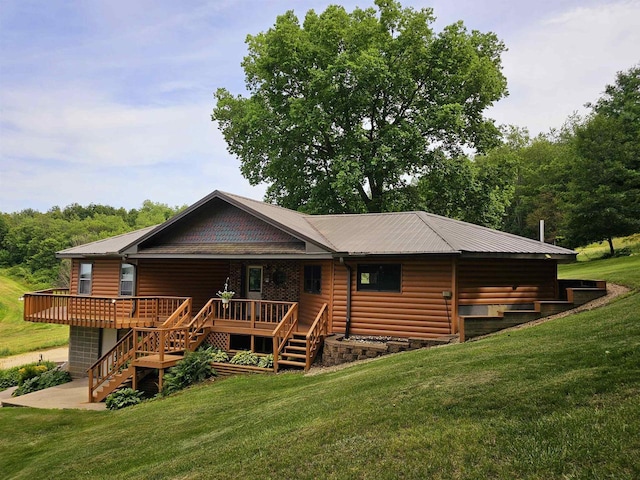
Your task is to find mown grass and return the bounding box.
[0,271,68,357]
[575,233,640,261]
[559,254,640,289]
[1,257,639,479]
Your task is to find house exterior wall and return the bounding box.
[136,259,230,312]
[70,258,121,296]
[68,326,101,377]
[298,260,333,326]
[457,258,558,312]
[331,257,455,339]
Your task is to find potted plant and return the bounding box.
[217,277,235,305]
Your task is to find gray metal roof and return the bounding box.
[57,225,157,257]
[56,191,576,259]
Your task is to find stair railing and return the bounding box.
[185,298,216,349]
[305,303,329,370]
[272,303,299,372]
[88,330,135,402]
[160,298,192,328]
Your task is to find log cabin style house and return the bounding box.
[23,190,606,402]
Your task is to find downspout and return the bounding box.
[340,257,352,339]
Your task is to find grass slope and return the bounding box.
[0,272,68,357]
[1,258,639,479]
[559,254,640,289]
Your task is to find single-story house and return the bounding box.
[23,190,605,402]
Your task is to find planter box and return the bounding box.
[211,362,273,377]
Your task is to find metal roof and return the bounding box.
[57,225,157,257]
[56,191,576,259]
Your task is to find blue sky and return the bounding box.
[1,0,638,213]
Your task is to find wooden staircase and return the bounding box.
[460,281,608,341]
[277,333,309,369]
[88,297,214,403]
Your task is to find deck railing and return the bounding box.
[272,303,299,372]
[213,299,293,326]
[305,303,329,370]
[23,293,189,328]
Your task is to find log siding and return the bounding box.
[458,258,557,306]
[331,257,454,339]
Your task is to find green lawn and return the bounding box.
[1,257,639,479]
[559,254,640,289]
[0,271,68,357]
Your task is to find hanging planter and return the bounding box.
[217,277,235,308]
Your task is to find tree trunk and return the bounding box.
[607,237,615,256]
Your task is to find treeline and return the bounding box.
[0,201,185,286]
[413,65,640,252]
[1,67,638,287]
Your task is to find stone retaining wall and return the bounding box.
[321,334,458,367]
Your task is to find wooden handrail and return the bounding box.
[305,303,329,370]
[272,303,299,372]
[88,330,136,402]
[161,298,192,328]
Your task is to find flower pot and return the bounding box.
[222,297,230,304]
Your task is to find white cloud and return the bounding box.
[489,0,640,135]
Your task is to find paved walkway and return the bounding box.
[0,377,106,411]
[0,346,69,369]
[0,347,106,411]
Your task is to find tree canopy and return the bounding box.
[564,66,640,254]
[213,0,508,213]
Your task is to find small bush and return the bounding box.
[257,354,274,369]
[106,388,144,410]
[18,364,49,384]
[230,351,259,366]
[13,367,71,396]
[0,361,57,391]
[162,350,216,396]
[208,348,230,363]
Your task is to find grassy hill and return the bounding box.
[0,271,68,357]
[1,256,639,479]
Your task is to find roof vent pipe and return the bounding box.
[539,219,545,243]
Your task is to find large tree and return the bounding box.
[565,66,640,254]
[213,0,508,213]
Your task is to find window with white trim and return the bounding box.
[78,263,93,295]
[119,263,135,296]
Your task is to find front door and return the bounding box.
[246,266,263,300]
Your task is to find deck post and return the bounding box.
[88,368,94,403]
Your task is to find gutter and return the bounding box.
[339,257,352,339]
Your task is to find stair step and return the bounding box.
[281,352,306,359]
[285,345,307,352]
[288,338,306,345]
[277,359,306,367]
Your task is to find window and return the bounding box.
[304,265,322,294]
[357,264,401,292]
[78,263,92,295]
[119,263,135,296]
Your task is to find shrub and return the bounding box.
[18,364,49,384]
[257,354,274,369]
[162,350,216,396]
[13,367,71,396]
[208,348,230,363]
[0,361,57,392]
[230,350,259,366]
[105,388,143,410]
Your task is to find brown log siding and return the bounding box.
[298,260,333,327]
[136,259,230,311]
[331,257,454,339]
[70,258,121,297]
[458,258,557,305]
